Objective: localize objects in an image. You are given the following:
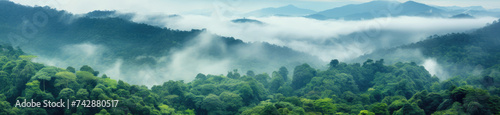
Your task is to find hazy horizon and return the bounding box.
[10,0,500,15]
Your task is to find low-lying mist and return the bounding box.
[131,14,496,61]
[31,31,321,86]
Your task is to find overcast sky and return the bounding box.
[9,0,500,15]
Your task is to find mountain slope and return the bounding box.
[0,1,322,84]
[355,19,500,78]
[307,1,444,20]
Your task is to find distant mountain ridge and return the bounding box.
[307,1,444,20]
[245,4,316,17]
[305,0,500,20]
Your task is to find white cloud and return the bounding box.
[422,58,449,80]
[64,43,99,57]
[103,59,122,79]
[160,32,232,82]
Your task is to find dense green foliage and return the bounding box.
[0,43,498,115]
[1,1,499,115]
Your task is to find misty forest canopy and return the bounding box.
[1,0,500,115]
[356,17,500,79]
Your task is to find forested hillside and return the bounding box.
[1,0,500,115]
[356,19,500,78]
[0,1,321,84]
[0,43,498,114]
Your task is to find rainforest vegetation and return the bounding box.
[1,1,500,115]
[0,33,499,114]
